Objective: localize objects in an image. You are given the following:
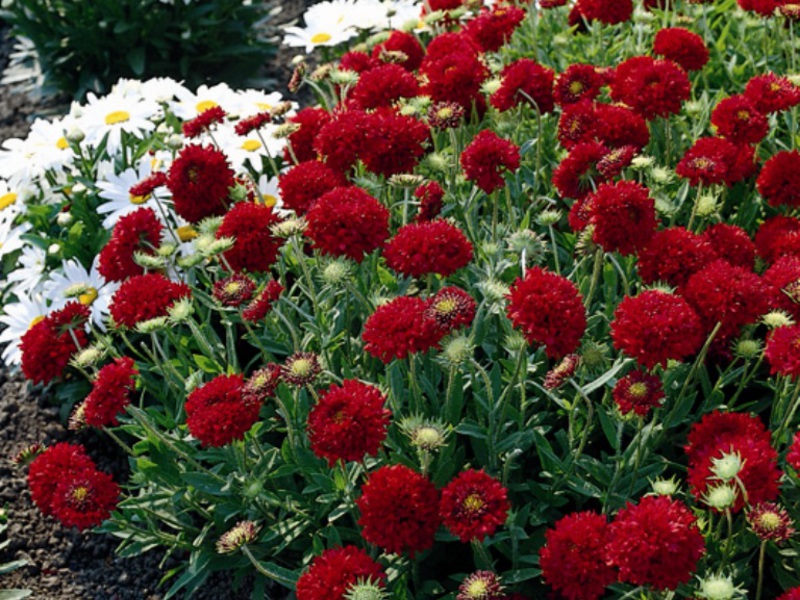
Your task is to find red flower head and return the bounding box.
[779,588,800,600]
[185,374,260,447]
[748,502,795,543]
[439,469,509,543]
[676,137,756,187]
[755,216,800,264]
[83,357,138,428]
[360,109,430,177]
[457,571,505,600]
[283,107,332,163]
[371,31,425,72]
[491,58,555,113]
[744,72,800,114]
[20,302,89,385]
[764,256,800,319]
[540,511,617,600]
[460,130,521,194]
[552,141,609,200]
[544,354,581,390]
[653,27,709,72]
[766,324,800,379]
[182,106,227,138]
[213,273,256,307]
[462,5,526,52]
[348,64,420,110]
[305,186,390,263]
[554,64,604,106]
[787,432,800,472]
[738,0,783,16]
[613,370,665,417]
[97,207,164,282]
[362,296,443,363]
[129,171,167,200]
[576,0,633,24]
[356,464,440,556]
[314,110,371,174]
[757,150,800,209]
[234,111,271,137]
[702,223,756,270]
[586,180,657,255]
[242,363,282,404]
[384,220,473,279]
[711,95,769,145]
[506,267,587,359]
[610,290,705,369]
[414,181,445,222]
[295,546,386,600]
[610,56,691,120]
[683,259,772,341]
[279,160,346,215]
[420,43,489,114]
[307,379,391,466]
[167,144,235,223]
[606,496,705,590]
[339,51,381,74]
[50,469,119,531]
[425,286,477,333]
[558,101,598,149]
[109,273,191,328]
[216,201,284,273]
[686,411,781,511]
[637,227,718,289]
[28,443,96,518]
[242,279,284,322]
[595,103,651,150]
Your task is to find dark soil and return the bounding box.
[0,2,312,596]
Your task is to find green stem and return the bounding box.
[584,248,604,310]
[756,540,767,600]
[241,545,296,589]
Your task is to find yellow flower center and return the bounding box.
[71,486,90,506]
[196,100,219,113]
[256,102,272,111]
[29,315,45,330]
[692,157,714,169]
[569,80,585,95]
[224,281,243,295]
[290,358,313,377]
[434,297,458,315]
[737,110,751,121]
[241,139,262,152]
[757,512,781,531]
[463,493,485,513]
[466,580,488,597]
[129,193,150,205]
[0,192,17,211]
[311,32,332,44]
[628,382,648,398]
[56,136,69,150]
[437,107,454,119]
[105,110,131,125]
[261,194,277,207]
[79,287,99,306]
[176,225,199,242]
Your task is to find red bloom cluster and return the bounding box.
[362,296,442,363]
[606,496,705,590]
[610,290,704,369]
[185,374,260,447]
[360,109,430,178]
[295,545,386,600]
[348,63,419,110]
[757,150,800,209]
[109,273,191,328]
[764,256,800,319]
[686,411,781,511]
[613,370,664,417]
[585,180,657,255]
[216,201,283,273]
[553,64,603,107]
[552,141,609,200]
[420,33,489,114]
[167,144,235,223]
[744,72,800,114]
[439,469,509,542]
[414,181,444,222]
[371,30,425,72]
[314,110,371,174]
[703,223,756,270]
[279,160,345,215]
[491,58,555,113]
[462,5,526,53]
[676,136,756,187]
[233,111,271,137]
[787,432,800,472]
[283,107,332,163]
[425,286,477,333]
[305,186,390,262]
[460,130,521,194]
[242,279,284,322]
[506,267,587,359]
[755,216,800,264]
[637,227,718,289]
[357,464,440,556]
[83,357,138,427]
[307,379,391,466]
[98,207,163,282]
[779,589,800,600]
[575,0,633,24]
[711,95,769,145]
[610,56,690,120]
[182,106,226,138]
[653,27,709,71]
[213,273,256,307]
[129,171,167,200]
[28,443,119,531]
[384,220,473,279]
[20,301,89,385]
[539,511,616,600]
[766,324,800,379]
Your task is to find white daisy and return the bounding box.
[168,82,240,121]
[349,0,394,30]
[215,123,287,174]
[42,257,119,330]
[0,178,24,223]
[0,116,77,186]
[256,174,290,218]
[5,244,47,297]
[0,290,49,366]
[140,77,190,104]
[0,218,31,259]
[95,159,174,229]
[79,91,161,156]
[234,89,290,119]
[385,0,426,30]
[283,1,360,53]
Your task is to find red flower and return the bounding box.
[371,31,425,72]
[491,58,555,113]
[506,267,587,359]
[676,137,756,187]
[554,64,603,106]
[283,107,332,163]
[595,103,651,150]
[596,145,637,179]
[787,432,800,472]
[744,72,800,114]
[314,110,371,174]
[606,496,705,590]
[98,207,163,282]
[757,150,800,209]
[50,469,119,531]
[686,411,781,511]
[296,546,386,600]
[653,27,709,71]
[339,51,381,74]
[586,180,657,255]
[185,374,260,447]
[384,220,473,278]
[544,354,581,390]
[439,469,509,543]
[356,464,441,556]
[613,370,665,417]
[305,186,390,263]
[216,201,284,273]
[307,379,391,466]
[360,109,430,177]
[711,95,769,145]
[279,160,346,215]
[242,363,282,404]
[20,302,89,385]
[348,64,420,110]
[129,171,167,199]
[764,256,800,319]
[182,106,226,138]
[755,216,800,264]
[552,141,609,199]
[540,511,616,600]
[213,273,256,307]
[778,588,800,600]
[234,111,271,137]
[610,56,690,120]
[167,144,235,223]
[461,130,521,194]
[242,279,284,322]
[766,324,800,379]
[414,181,444,222]
[610,290,704,369]
[702,223,755,270]
[462,5,526,52]
[738,0,783,16]
[362,296,443,363]
[425,286,476,333]
[28,443,96,518]
[83,357,138,427]
[576,0,633,24]
[637,227,718,289]
[557,101,598,149]
[420,42,489,114]
[457,571,505,600]
[109,273,191,328]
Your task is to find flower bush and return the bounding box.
[2,0,800,598]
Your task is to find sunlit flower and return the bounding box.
[42,257,119,330]
[283,1,360,53]
[79,91,160,155]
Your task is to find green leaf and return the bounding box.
[126,46,146,75]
